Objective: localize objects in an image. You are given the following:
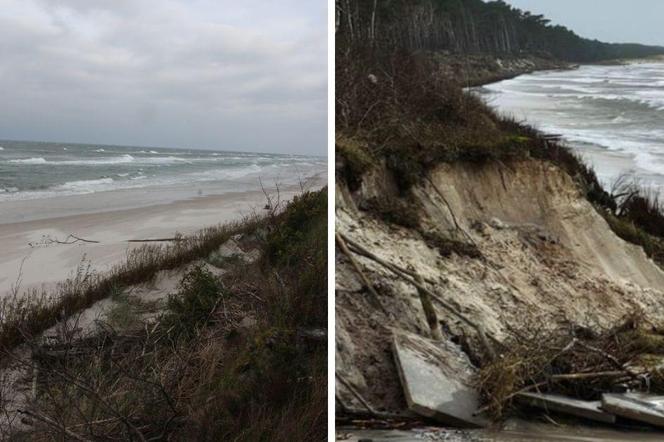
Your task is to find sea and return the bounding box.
[476,61,664,193]
[0,140,325,203]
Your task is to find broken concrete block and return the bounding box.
[517,392,616,424]
[602,393,664,428]
[392,330,487,428]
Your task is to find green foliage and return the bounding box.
[164,264,223,337]
[266,189,327,267]
[337,137,374,191]
[265,188,328,328]
[105,295,137,330]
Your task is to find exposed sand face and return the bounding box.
[0,174,325,298]
[336,159,664,413]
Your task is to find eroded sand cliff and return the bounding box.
[336,158,664,413]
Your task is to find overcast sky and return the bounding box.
[0,1,327,155]
[501,0,664,47]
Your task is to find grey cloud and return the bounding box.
[0,0,327,155]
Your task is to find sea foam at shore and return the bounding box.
[477,61,664,192]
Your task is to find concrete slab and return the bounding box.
[516,392,616,424]
[602,393,664,428]
[392,330,487,428]
[624,392,664,411]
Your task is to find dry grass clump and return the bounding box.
[598,177,664,265]
[477,312,664,419]
[8,189,328,441]
[0,216,262,353]
[361,195,421,229]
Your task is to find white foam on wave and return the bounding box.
[142,156,190,164]
[9,157,48,164]
[8,154,136,166]
[56,178,115,192]
[60,154,136,165]
[612,115,632,124]
[0,146,4,151]
[633,151,664,176]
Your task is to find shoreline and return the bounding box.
[0,173,326,298]
[477,59,664,194]
[0,168,326,225]
[468,53,664,89]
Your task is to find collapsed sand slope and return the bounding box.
[336,159,664,413]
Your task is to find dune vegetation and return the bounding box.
[2,188,327,441]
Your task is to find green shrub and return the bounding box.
[337,137,374,191]
[164,264,223,337]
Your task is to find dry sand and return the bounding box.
[0,174,325,297]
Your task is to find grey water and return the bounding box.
[476,61,664,193]
[0,140,325,202]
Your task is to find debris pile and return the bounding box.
[477,312,664,426]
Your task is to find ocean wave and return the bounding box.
[0,155,325,202]
[0,146,4,151]
[9,157,48,164]
[56,178,115,191]
[612,115,632,124]
[141,156,191,164]
[59,154,136,165]
[8,155,136,165]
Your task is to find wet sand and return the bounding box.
[0,174,325,297]
[339,421,664,441]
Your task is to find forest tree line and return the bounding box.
[336,0,664,62]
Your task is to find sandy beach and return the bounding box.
[0,173,325,297]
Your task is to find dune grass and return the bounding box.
[6,188,327,441]
[0,217,262,353]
